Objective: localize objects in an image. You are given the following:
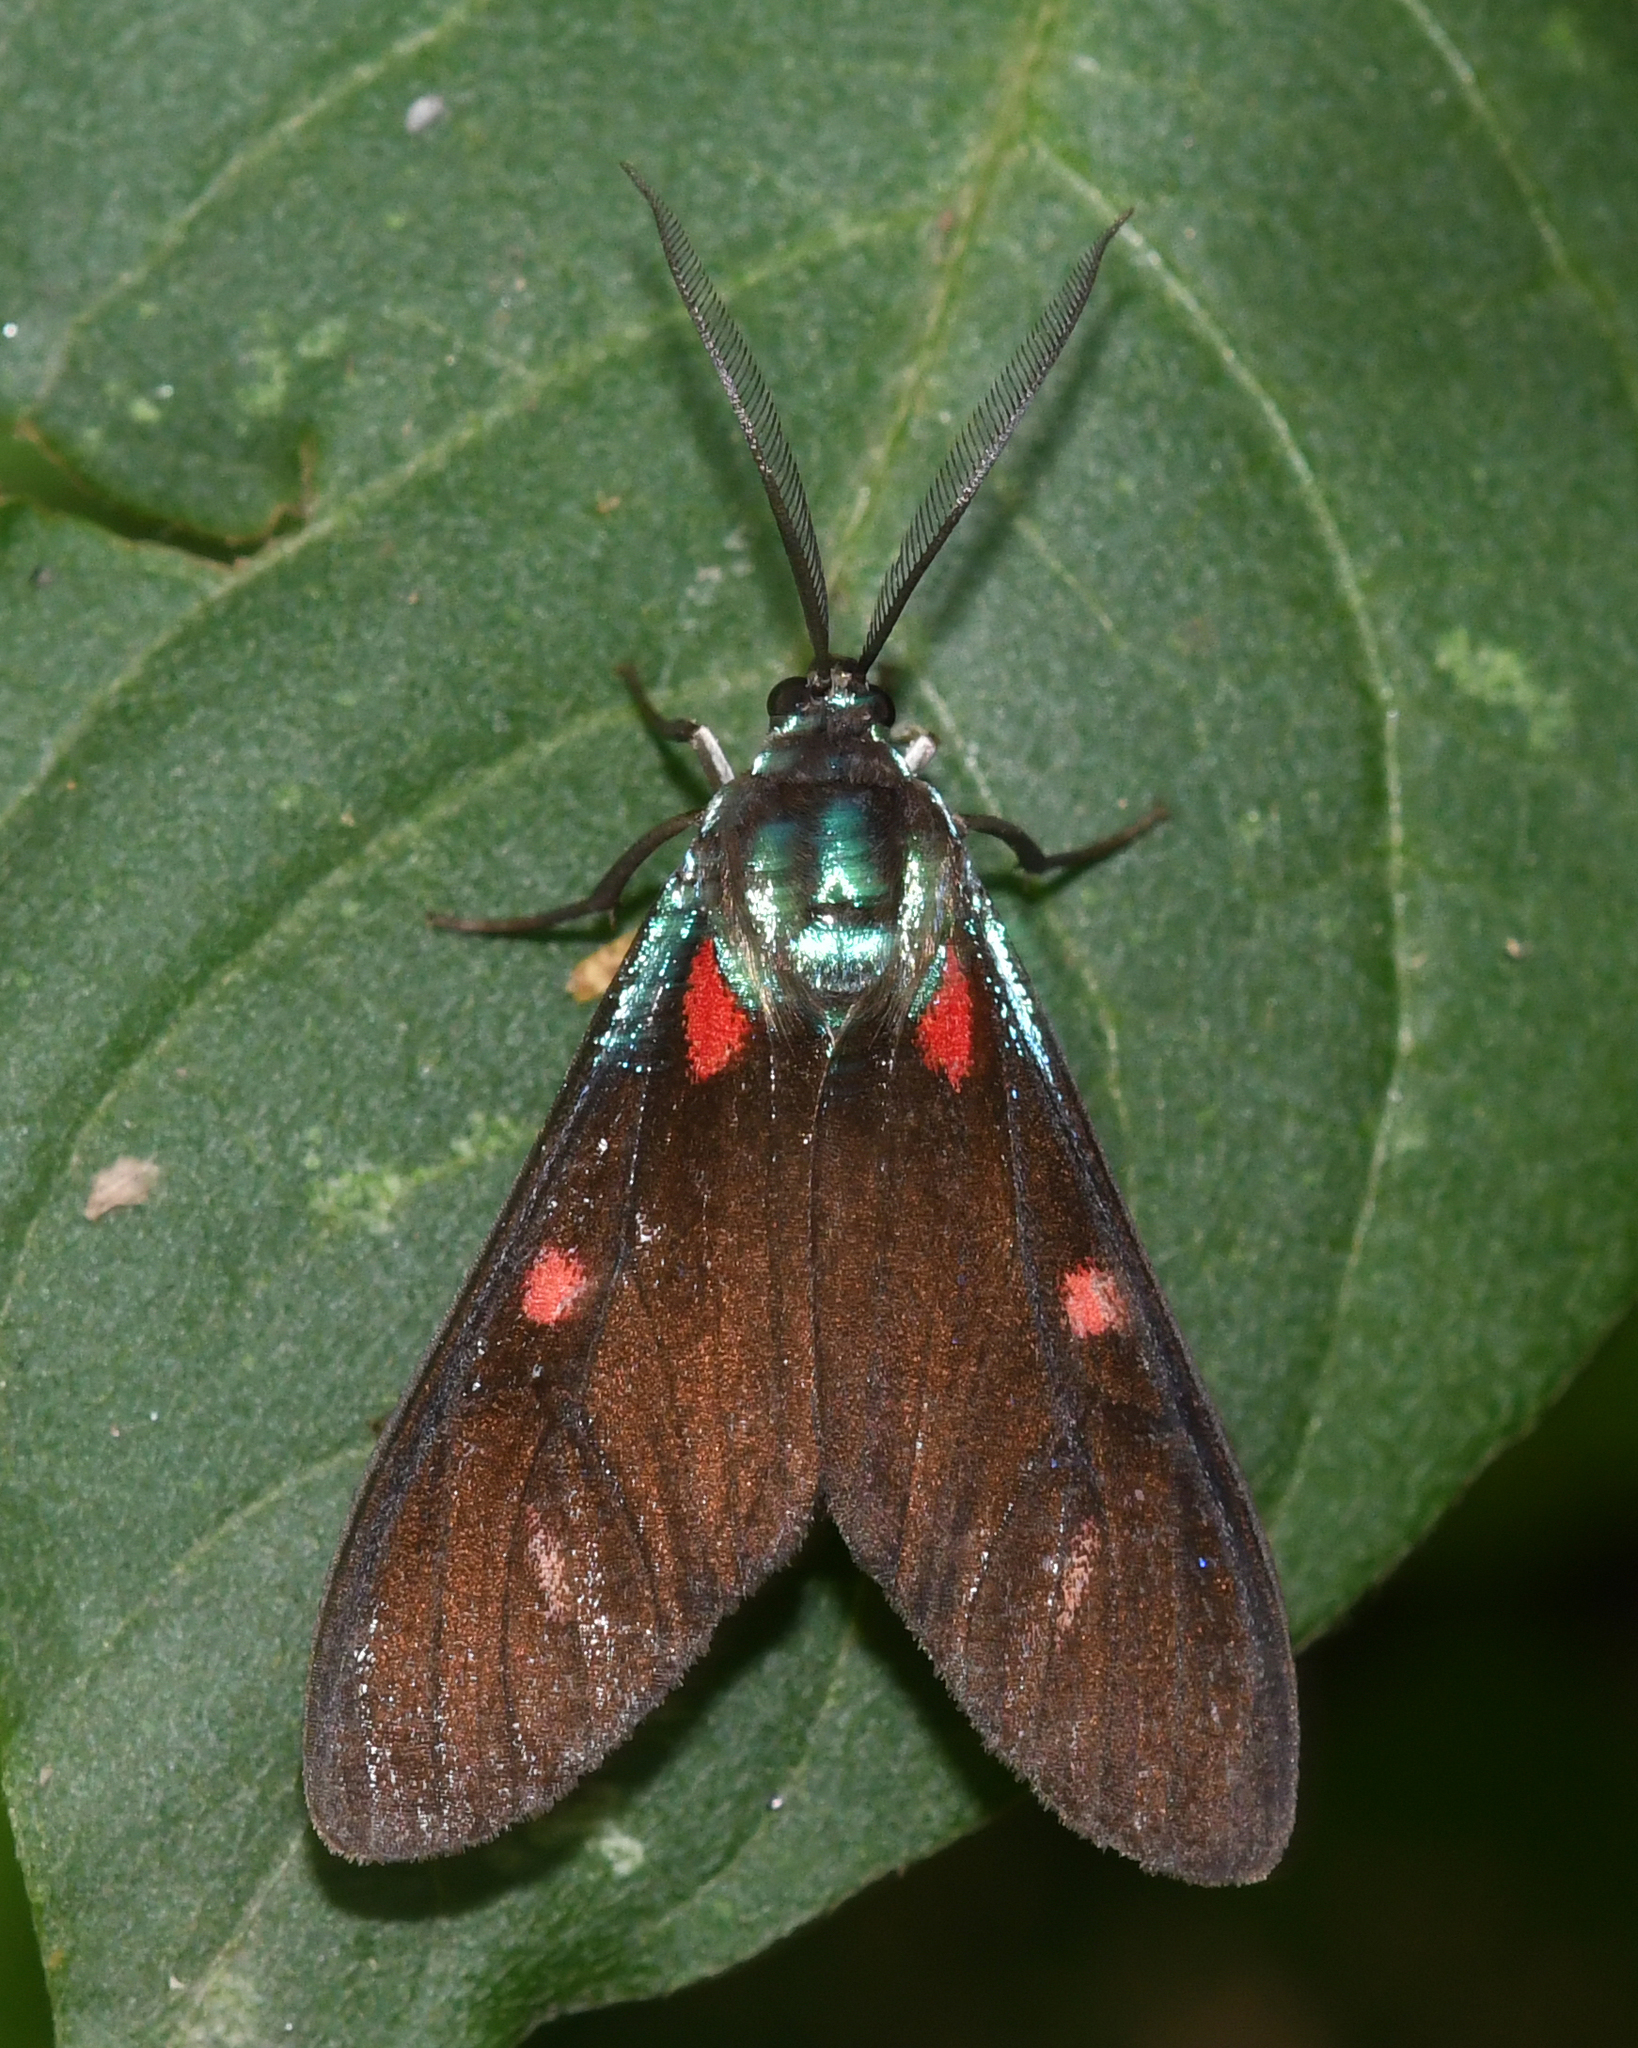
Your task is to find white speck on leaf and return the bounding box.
[405,93,446,135]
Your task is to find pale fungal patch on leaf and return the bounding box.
[84,1156,160,1220]
[590,1822,646,1877]
[236,346,288,419]
[1435,628,1571,752]
[296,316,348,362]
[169,1957,264,2048]
[308,1112,526,1232]
[566,927,638,1002]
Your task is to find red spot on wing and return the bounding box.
[684,937,753,1081]
[1062,1262,1124,1339]
[915,945,974,1090]
[522,1246,588,1325]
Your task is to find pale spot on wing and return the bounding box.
[524,1505,573,1624]
[1057,1517,1102,1636]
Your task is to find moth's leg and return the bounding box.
[961,802,1169,875]
[617,662,735,789]
[894,726,938,775]
[427,809,702,936]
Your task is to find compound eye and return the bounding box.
[767,675,810,719]
[866,685,896,729]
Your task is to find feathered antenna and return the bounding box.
[859,212,1130,674]
[625,165,831,667]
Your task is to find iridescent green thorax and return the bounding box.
[697,713,960,1038]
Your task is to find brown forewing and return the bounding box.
[813,905,1298,1884]
[304,920,825,1861]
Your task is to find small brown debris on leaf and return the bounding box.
[1504,936,1531,960]
[84,1156,160,1220]
[566,927,639,1002]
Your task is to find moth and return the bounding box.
[304,169,1299,1885]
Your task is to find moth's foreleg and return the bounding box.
[962,802,1169,875]
[617,662,735,789]
[426,809,701,937]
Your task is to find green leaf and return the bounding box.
[2,0,1635,2040]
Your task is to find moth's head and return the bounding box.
[765,660,895,736]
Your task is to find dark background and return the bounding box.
[5,1306,1634,2048]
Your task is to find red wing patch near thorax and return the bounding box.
[915,945,974,1090]
[684,938,754,1081]
[1061,1261,1125,1339]
[522,1246,589,1325]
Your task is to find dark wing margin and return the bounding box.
[304,904,825,1861]
[812,889,1297,1884]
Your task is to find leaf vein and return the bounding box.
[27,0,494,413]
[629,1596,865,1955]
[1040,147,1409,1522]
[160,1825,312,2048]
[0,709,630,1438]
[830,0,1067,601]
[1392,0,1638,436]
